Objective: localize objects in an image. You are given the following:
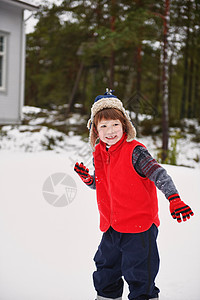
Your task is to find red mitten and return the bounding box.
[168,194,194,223]
[74,162,93,186]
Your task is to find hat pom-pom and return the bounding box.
[104,88,115,96]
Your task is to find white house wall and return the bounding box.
[0,2,24,124]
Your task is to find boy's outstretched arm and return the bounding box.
[74,162,96,189]
[133,146,194,223]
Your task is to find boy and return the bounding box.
[74,90,194,300]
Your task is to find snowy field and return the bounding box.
[0,105,200,169]
[0,151,199,300]
[0,106,199,299]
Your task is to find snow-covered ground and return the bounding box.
[0,152,199,300]
[0,106,199,299]
[0,106,200,169]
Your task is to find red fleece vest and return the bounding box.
[93,134,160,233]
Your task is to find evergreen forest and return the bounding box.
[25,0,200,161]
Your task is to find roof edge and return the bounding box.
[1,0,39,11]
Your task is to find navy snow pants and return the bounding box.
[93,224,160,300]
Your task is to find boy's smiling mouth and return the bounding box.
[106,135,117,140]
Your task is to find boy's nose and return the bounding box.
[107,126,114,134]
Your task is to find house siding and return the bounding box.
[0,2,24,124]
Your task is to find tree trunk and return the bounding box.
[194,62,199,118]
[180,1,191,119]
[134,44,142,128]
[109,0,116,89]
[180,28,189,119]
[109,51,115,89]
[154,51,161,112]
[187,14,195,119]
[161,0,170,163]
[136,44,142,93]
[67,62,84,114]
[187,54,194,118]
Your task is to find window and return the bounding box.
[0,33,7,91]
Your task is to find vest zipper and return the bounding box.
[106,152,110,164]
[107,151,113,225]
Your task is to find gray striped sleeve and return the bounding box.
[87,157,96,190]
[133,146,179,199]
[88,172,96,190]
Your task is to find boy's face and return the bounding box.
[97,118,123,146]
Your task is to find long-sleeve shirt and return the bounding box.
[88,145,178,199]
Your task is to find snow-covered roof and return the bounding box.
[0,0,39,11]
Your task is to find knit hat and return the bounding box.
[87,89,136,150]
